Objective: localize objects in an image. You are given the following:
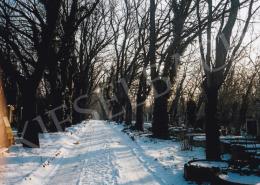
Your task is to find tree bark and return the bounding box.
[135,82,145,131]
[125,99,132,125]
[135,101,144,131]
[49,89,65,132]
[135,72,149,131]
[112,101,124,123]
[152,94,169,139]
[20,83,40,148]
[152,80,169,139]
[186,99,197,127]
[205,86,221,160]
[72,74,82,124]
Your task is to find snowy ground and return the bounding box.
[0,120,208,185]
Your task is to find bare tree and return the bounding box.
[73,1,113,122]
[197,0,256,159]
[0,0,100,147]
[0,0,62,147]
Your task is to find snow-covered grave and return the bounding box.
[193,135,248,142]
[190,160,229,169]
[218,172,260,185]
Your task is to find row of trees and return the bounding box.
[0,0,259,160]
[0,0,104,147]
[104,0,258,159]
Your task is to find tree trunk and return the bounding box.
[186,99,197,128]
[239,75,255,128]
[49,89,66,132]
[169,97,179,125]
[135,74,148,131]
[125,99,132,125]
[20,83,40,148]
[205,87,221,160]
[135,94,145,131]
[152,79,169,139]
[152,94,169,139]
[239,96,248,128]
[72,75,82,124]
[72,71,90,123]
[112,82,126,123]
[112,101,124,123]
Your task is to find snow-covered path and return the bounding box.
[2,120,208,185]
[17,120,162,185]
